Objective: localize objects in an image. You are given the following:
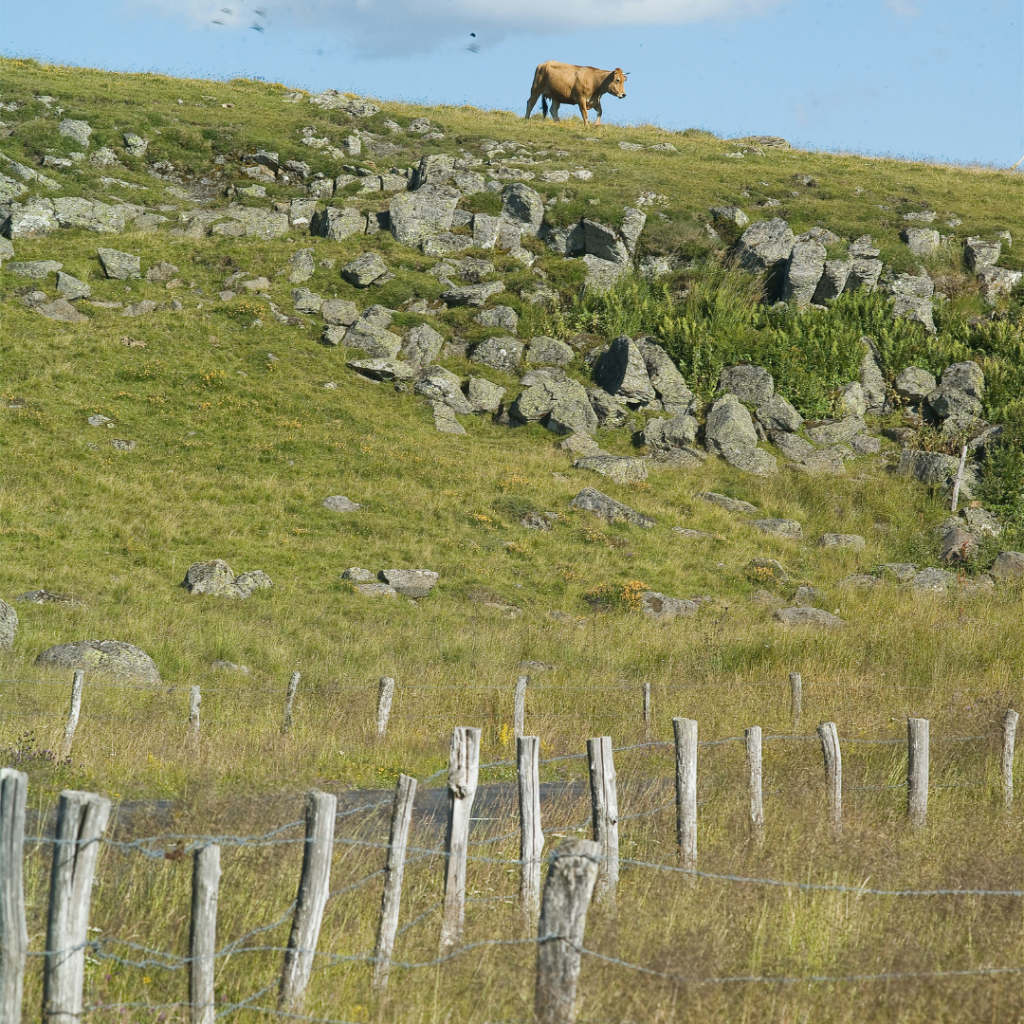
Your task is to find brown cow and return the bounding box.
[525,61,627,126]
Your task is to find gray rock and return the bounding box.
[697,491,758,514]
[710,206,749,229]
[964,237,1001,271]
[214,208,290,240]
[432,401,466,434]
[587,389,629,428]
[593,336,655,405]
[123,132,148,156]
[344,308,402,359]
[643,411,699,450]
[399,324,445,366]
[410,154,454,190]
[938,524,977,564]
[583,219,629,264]
[783,238,826,307]
[56,272,90,300]
[735,217,795,274]
[860,340,888,414]
[291,287,322,313]
[569,487,655,528]
[97,247,141,280]
[36,298,87,323]
[421,233,474,257]
[288,201,318,230]
[541,221,586,256]
[963,506,1001,537]
[977,265,1022,303]
[902,227,940,257]
[442,281,505,307]
[637,338,695,413]
[877,563,918,583]
[321,299,360,326]
[355,582,398,597]
[558,433,602,457]
[58,118,93,147]
[850,434,881,454]
[705,393,768,472]
[514,379,597,435]
[14,590,77,605]
[573,455,648,484]
[818,533,866,551]
[794,447,848,476]
[35,639,161,683]
[453,170,486,194]
[9,260,62,278]
[146,261,179,283]
[836,382,867,419]
[804,416,865,446]
[908,567,956,593]
[991,551,1024,581]
[582,255,628,292]
[234,570,272,595]
[753,518,803,539]
[891,273,935,332]
[472,214,502,249]
[501,183,545,236]
[348,358,418,381]
[897,449,976,498]
[903,210,936,223]
[527,336,574,367]
[927,380,983,422]
[471,337,524,374]
[773,607,845,629]
[718,365,774,406]
[640,591,700,621]
[0,599,17,649]
[6,200,59,239]
[756,393,803,433]
[181,559,262,599]
[380,569,439,598]
[110,438,136,451]
[745,557,788,585]
[466,377,506,413]
[521,368,566,386]
[812,259,853,303]
[341,252,389,287]
[475,305,519,333]
[415,366,474,413]
[342,567,377,583]
[122,300,160,318]
[620,208,646,254]
[894,366,936,402]
[323,495,362,512]
[390,183,460,246]
[768,430,815,461]
[673,528,715,540]
[0,174,27,204]
[312,206,365,241]
[792,585,826,606]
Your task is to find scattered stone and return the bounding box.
[14,590,77,605]
[0,600,17,649]
[569,487,655,528]
[753,518,802,539]
[792,585,826,606]
[745,558,788,585]
[312,206,364,241]
[122,300,159,318]
[897,448,975,497]
[341,252,389,287]
[718,364,774,406]
[181,559,270,599]
[812,259,853,303]
[637,338,696,414]
[35,298,87,323]
[58,118,93,147]
[520,511,554,531]
[587,389,629,429]
[442,281,505,307]
[710,206,749,229]
[773,606,845,629]
[343,306,402,359]
[697,492,758,514]
[475,305,519,333]
[640,591,700,621]
[735,217,795,278]
[964,237,1001,271]
[56,272,90,300]
[573,455,648,484]
[380,569,439,598]
[501,183,545,236]
[415,366,473,413]
[643,411,700,451]
[397,324,444,367]
[348,358,418,381]
[818,533,866,551]
[908,567,956,594]
[582,254,628,292]
[705,394,777,475]
[769,430,815,461]
[341,567,376,582]
[97,247,141,280]
[390,183,460,245]
[35,639,161,683]
[123,132,148,156]
[9,260,62,278]
[291,287,322,313]
[527,336,574,367]
[927,360,985,421]
[902,227,940,257]
[673,528,715,540]
[513,379,598,435]
[938,524,977,565]
[756,394,803,433]
[355,582,397,597]
[783,237,826,307]
[558,433,602,457]
[891,273,935,332]
[850,434,881,455]
[804,416,865,446]
[432,401,467,434]
[146,261,179,283]
[322,495,361,512]
[894,366,936,403]
[471,337,524,373]
[593,336,656,405]
[976,265,1022,303]
[991,551,1024,581]
[321,298,360,326]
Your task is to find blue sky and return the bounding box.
[2,0,1021,167]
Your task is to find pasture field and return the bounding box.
[0,58,1022,1023]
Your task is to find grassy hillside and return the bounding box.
[1,59,1022,1024]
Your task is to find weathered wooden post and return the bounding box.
[43,790,112,1024]
[642,683,651,733]
[745,726,764,843]
[373,774,417,993]
[0,769,28,1024]
[439,727,481,953]
[188,686,201,740]
[534,840,602,1024]
[789,672,802,726]
[817,722,842,835]
[60,671,84,761]
[586,737,618,902]
[518,735,544,922]
[672,718,697,870]
[281,671,301,735]
[279,790,336,1013]
[376,677,395,742]
[189,844,220,1024]
[514,676,529,740]
[1003,709,1018,809]
[907,718,929,828]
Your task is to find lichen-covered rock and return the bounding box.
[964,237,1001,271]
[756,394,803,433]
[587,389,629,428]
[573,455,648,484]
[636,338,696,413]
[891,273,935,332]
[991,551,1024,581]
[97,247,141,280]
[399,324,444,366]
[466,377,506,413]
[593,336,655,405]
[640,591,700,621]
[35,639,161,683]
[569,487,655,527]
[717,365,774,406]
[705,394,777,475]
[340,252,388,287]
[312,206,365,240]
[389,183,460,245]
[818,533,866,551]
[471,337,524,373]
[894,366,936,402]
[0,599,18,649]
[415,366,474,414]
[513,379,597,435]
[643,411,699,450]
[697,492,758,515]
[976,265,1022,303]
[783,237,826,307]
[901,227,940,257]
[897,449,976,497]
[181,559,271,599]
[773,607,845,629]
[380,569,439,598]
[735,218,795,274]
[500,183,545,236]
[441,281,505,307]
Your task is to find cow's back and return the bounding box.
[534,61,606,103]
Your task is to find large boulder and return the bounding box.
[756,394,803,433]
[98,248,141,280]
[926,361,985,422]
[964,237,1001,271]
[399,324,444,366]
[341,252,389,287]
[512,379,598,435]
[414,366,474,414]
[569,487,655,528]
[705,394,778,475]
[182,559,272,599]
[636,338,696,413]
[593,336,655,405]
[35,639,161,683]
[411,153,455,189]
[783,238,826,307]
[344,306,402,358]
[471,337,524,373]
[0,599,17,649]
[845,236,883,293]
[527,337,575,367]
[812,259,852,303]
[897,449,976,498]
[902,227,941,257]
[5,200,60,239]
[977,265,1022,303]
[51,197,131,233]
[583,219,629,264]
[735,218,795,274]
[380,569,438,598]
[312,206,365,240]
[894,366,936,403]
[773,607,846,629]
[643,411,699,450]
[717,365,774,406]
[891,273,935,332]
[389,183,460,245]
[991,551,1024,581]
[500,183,545,237]
[573,455,648,484]
[640,591,700,621]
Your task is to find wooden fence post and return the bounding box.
[586,737,618,902]
[439,727,481,954]
[188,686,201,740]
[518,736,544,922]
[817,722,842,835]
[642,683,651,733]
[534,839,602,1024]
[373,774,417,993]
[189,844,220,1024]
[789,672,802,726]
[0,769,28,1024]
[672,718,697,870]
[281,671,301,735]
[60,671,84,761]
[907,718,929,828]
[43,790,112,1024]
[1003,709,1018,809]
[514,676,529,740]
[279,790,336,1013]
[376,677,395,742]
[745,727,764,843]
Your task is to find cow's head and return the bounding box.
[609,68,627,98]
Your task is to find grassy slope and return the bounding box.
[1,59,1023,1024]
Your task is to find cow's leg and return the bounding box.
[592,97,603,125]
[525,89,540,119]
[578,100,589,125]
[549,99,561,122]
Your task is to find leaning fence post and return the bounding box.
[586,736,618,902]
[1002,709,1018,809]
[376,677,395,741]
[642,683,651,733]
[789,672,802,726]
[279,790,336,1013]
[518,735,544,922]
[534,839,602,1024]
[817,722,842,835]
[281,671,301,735]
[672,718,697,870]
[190,844,220,1024]
[907,718,929,828]
[188,686,201,740]
[745,726,764,843]
[439,727,481,954]
[43,790,112,1024]
[373,774,417,994]
[514,676,529,739]
[60,671,84,761]
[0,769,28,1024]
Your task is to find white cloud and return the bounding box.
[132,0,781,54]
[885,0,922,16]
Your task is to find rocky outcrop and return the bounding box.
[35,640,161,683]
[181,559,272,599]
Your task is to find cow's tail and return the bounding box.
[541,95,548,118]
